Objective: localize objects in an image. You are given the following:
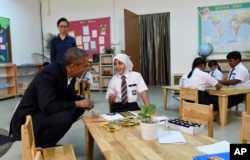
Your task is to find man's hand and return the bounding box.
[75,99,95,111]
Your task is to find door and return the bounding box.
[124,9,140,72]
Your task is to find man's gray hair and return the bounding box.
[63,47,88,65]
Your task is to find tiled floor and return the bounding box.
[0,85,243,159]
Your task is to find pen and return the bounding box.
[107,113,116,115]
[160,119,167,122]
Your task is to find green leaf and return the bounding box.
[138,104,156,123]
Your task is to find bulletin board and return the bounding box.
[68,17,111,58]
[0,16,12,63]
[198,2,250,56]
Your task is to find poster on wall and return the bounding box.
[198,2,250,57]
[0,16,12,63]
[68,17,111,58]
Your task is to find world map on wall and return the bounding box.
[198,2,250,55]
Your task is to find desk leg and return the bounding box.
[163,88,168,110]
[245,92,250,114]
[85,125,94,160]
[218,96,228,127]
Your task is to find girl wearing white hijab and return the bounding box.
[105,54,150,112]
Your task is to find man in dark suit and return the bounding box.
[9,47,94,147]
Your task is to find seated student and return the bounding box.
[105,54,150,112]
[78,61,93,94]
[219,51,250,104]
[219,51,250,88]
[208,60,223,80]
[179,57,222,117]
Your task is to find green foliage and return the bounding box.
[32,33,55,62]
[104,47,115,54]
[0,55,5,61]
[44,33,56,54]
[120,50,126,54]
[0,17,10,29]
[138,104,156,123]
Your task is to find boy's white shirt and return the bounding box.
[77,71,93,85]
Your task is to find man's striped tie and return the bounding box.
[121,76,127,105]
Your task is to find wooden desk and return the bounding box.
[208,87,250,126]
[162,85,250,126]
[162,85,180,110]
[82,116,217,160]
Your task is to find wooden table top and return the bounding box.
[207,87,250,96]
[83,116,217,160]
[162,85,250,96]
[162,85,180,90]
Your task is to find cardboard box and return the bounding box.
[165,118,204,135]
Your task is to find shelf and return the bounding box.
[100,76,113,78]
[17,73,37,77]
[0,84,15,89]
[88,54,114,91]
[0,64,18,99]
[0,75,15,78]
[91,71,99,74]
[0,94,16,99]
[100,64,113,66]
[99,54,114,91]
[16,64,41,95]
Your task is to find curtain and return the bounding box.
[139,12,170,85]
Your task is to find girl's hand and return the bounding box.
[108,93,116,103]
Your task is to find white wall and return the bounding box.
[40,0,248,84]
[0,0,42,65]
[1,0,248,83]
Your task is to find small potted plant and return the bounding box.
[104,47,115,54]
[138,104,159,141]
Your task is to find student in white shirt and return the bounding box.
[219,51,250,88]
[78,61,93,94]
[81,61,93,85]
[219,51,250,105]
[179,57,222,117]
[106,54,150,112]
[208,60,223,80]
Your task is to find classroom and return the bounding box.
[0,0,250,159]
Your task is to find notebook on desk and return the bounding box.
[193,152,229,160]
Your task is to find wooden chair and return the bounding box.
[34,151,43,160]
[240,111,250,143]
[21,115,76,160]
[74,82,80,95]
[22,82,31,95]
[179,87,198,118]
[81,80,91,99]
[181,101,214,138]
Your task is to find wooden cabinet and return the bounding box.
[16,64,42,95]
[0,64,18,99]
[173,73,183,85]
[90,62,100,91]
[99,54,114,91]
